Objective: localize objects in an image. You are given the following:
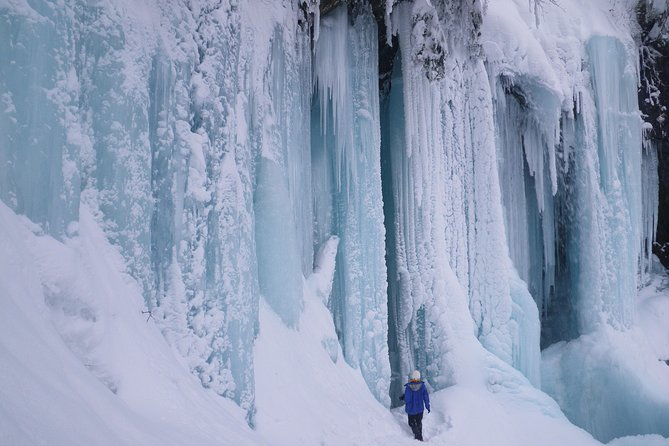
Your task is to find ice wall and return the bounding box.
[0,0,395,416]
[0,0,317,421]
[539,34,669,441]
[1,0,665,439]
[146,0,318,418]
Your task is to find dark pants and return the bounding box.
[407,412,424,441]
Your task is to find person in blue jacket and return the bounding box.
[400,370,430,441]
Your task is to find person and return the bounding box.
[400,370,430,441]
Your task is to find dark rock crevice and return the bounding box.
[637,1,669,269]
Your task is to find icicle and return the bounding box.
[640,134,659,285]
[313,6,353,191]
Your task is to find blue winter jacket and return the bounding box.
[404,381,430,415]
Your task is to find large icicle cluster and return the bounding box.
[484,0,648,340]
[383,0,541,399]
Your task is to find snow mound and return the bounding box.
[542,274,669,443]
[0,201,256,446]
[608,434,669,446]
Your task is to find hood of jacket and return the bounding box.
[405,381,423,392]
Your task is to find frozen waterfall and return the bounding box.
[1,0,667,443]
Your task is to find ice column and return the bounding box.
[312,5,391,405]
[568,36,642,333]
[182,3,259,417]
[492,79,559,324]
[254,28,306,329]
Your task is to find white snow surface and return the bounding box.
[638,269,669,362]
[609,435,669,446]
[483,0,638,112]
[0,201,610,445]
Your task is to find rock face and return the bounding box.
[638,1,669,269]
[320,0,386,20]
[659,141,669,269]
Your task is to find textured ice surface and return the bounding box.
[542,326,669,442]
[0,2,82,238]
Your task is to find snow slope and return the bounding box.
[0,201,257,446]
[0,201,609,445]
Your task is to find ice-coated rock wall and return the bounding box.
[0,0,317,420]
[0,0,394,416]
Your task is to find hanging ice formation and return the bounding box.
[483,1,655,343]
[312,4,391,406]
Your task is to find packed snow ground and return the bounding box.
[3,201,667,446]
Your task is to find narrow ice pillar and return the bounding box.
[254,25,314,329]
[312,5,391,405]
[640,139,659,284]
